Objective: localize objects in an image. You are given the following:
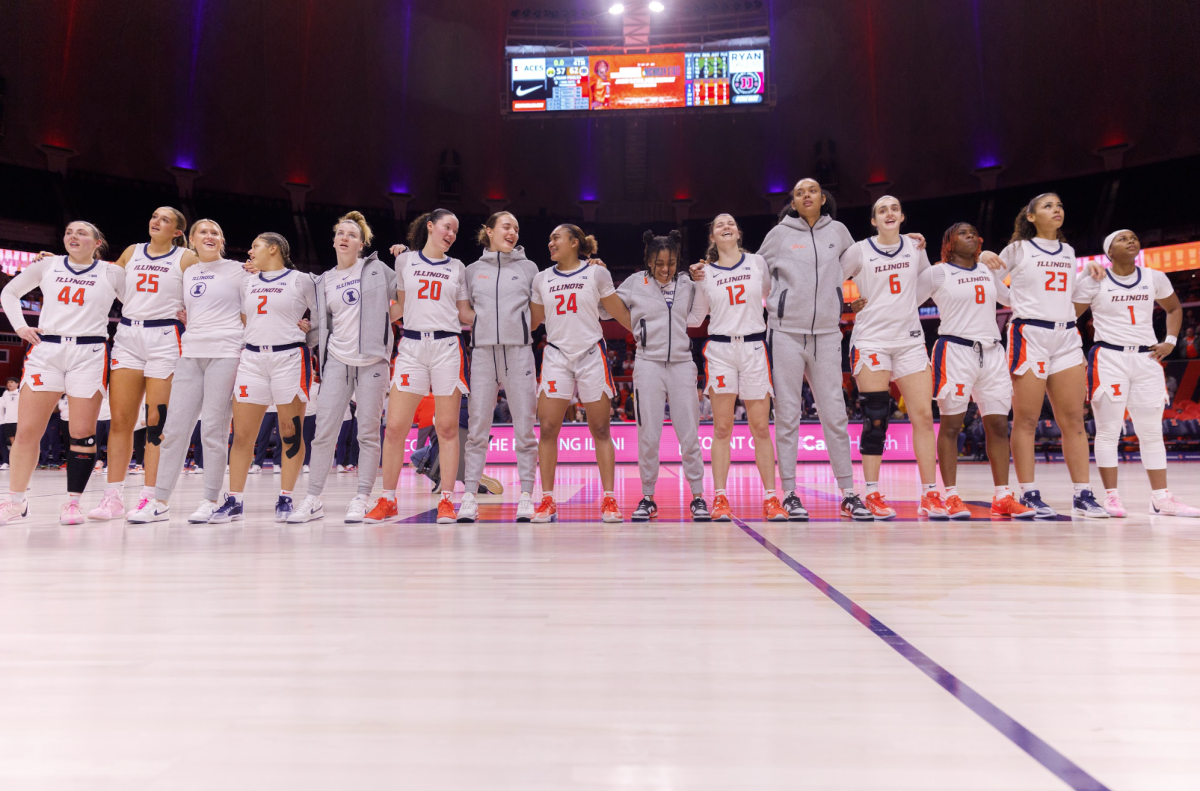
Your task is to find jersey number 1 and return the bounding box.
[57,286,85,306]
[1128,305,1136,325]
[554,293,578,315]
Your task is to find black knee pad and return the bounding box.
[71,434,97,449]
[145,403,168,446]
[283,416,303,459]
[859,391,891,456]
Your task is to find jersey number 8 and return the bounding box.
[974,284,986,304]
[554,293,578,314]
[417,279,442,300]
[57,286,85,306]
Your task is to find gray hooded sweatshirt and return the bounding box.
[757,214,855,336]
[308,251,397,366]
[465,246,540,347]
[615,271,697,364]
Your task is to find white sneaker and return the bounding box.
[344,494,369,523]
[303,464,310,473]
[273,465,280,475]
[127,499,170,524]
[515,492,535,522]
[189,499,220,524]
[1150,491,1200,517]
[93,460,104,470]
[0,463,9,470]
[287,495,324,523]
[0,497,29,525]
[88,488,125,521]
[337,465,346,473]
[457,494,478,523]
[248,465,262,475]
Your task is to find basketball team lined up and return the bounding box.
[1,177,1195,530]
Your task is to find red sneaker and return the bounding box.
[531,495,557,523]
[944,494,972,520]
[918,491,949,519]
[601,495,622,523]
[864,491,896,520]
[363,497,398,524]
[436,497,457,524]
[762,496,788,522]
[991,493,1036,519]
[711,494,733,522]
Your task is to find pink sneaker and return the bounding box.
[1103,491,1126,518]
[1150,492,1200,518]
[60,501,85,525]
[88,488,126,521]
[0,498,30,526]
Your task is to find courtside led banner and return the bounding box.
[402,423,923,464]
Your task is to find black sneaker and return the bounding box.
[840,493,873,521]
[782,491,809,521]
[631,496,658,522]
[689,496,711,522]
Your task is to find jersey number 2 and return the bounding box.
[257,295,268,314]
[554,293,578,315]
[417,279,442,300]
[135,273,159,293]
[57,287,85,306]
[1043,271,1067,291]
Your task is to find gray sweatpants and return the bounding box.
[305,357,389,498]
[464,344,538,494]
[633,359,705,497]
[769,329,854,492]
[154,356,238,504]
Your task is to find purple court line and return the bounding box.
[731,517,1111,791]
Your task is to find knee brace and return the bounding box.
[1128,406,1167,470]
[283,416,303,459]
[145,403,168,446]
[70,434,97,450]
[66,435,97,494]
[1093,420,1122,468]
[859,391,891,456]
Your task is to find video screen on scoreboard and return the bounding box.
[509,49,765,113]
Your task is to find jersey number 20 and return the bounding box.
[417,279,442,300]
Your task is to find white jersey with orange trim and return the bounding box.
[688,253,770,336]
[182,258,247,358]
[999,239,1078,324]
[396,251,469,334]
[916,262,1010,345]
[242,269,316,346]
[843,236,931,348]
[0,255,123,337]
[530,262,616,357]
[1073,267,1173,348]
[121,243,186,321]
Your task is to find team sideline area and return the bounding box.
[1,460,1196,790]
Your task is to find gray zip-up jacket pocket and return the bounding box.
[615,272,696,363]
[758,214,855,336]
[465,246,540,347]
[308,252,397,365]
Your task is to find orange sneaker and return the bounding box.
[991,493,1036,519]
[864,491,896,520]
[711,493,733,522]
[944,494,972,520]
[762,496,788,522]
[601,495,622,523]
[363,496,398,524]
[918,491,949,519]
[531,495,557,523]
[436,497,457,524]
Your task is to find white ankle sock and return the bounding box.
[865,481,879,494]
[1019,481,1037,495]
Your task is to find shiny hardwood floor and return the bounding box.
[0,460,1197,790]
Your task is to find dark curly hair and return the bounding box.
[642,229,683,279]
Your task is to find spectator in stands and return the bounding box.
[0,378,17,470]
[697,387,713,422]
[1183,327,1199,359]
[39,397,64,469]
[1166,374,1178,402]
[493,390,512,424]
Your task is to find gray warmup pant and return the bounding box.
[464,344,538,494]
[769,329,854,492]
[305,357,389,498]
[633,359,705,497]
[154,356,238,504]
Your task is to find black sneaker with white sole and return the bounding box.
[840,493,874,521]
[782,491,809,521]
[689,496,711,522]
[631,496,658,522]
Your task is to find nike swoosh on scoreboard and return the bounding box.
[515,84,541,97]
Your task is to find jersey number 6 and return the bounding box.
[416,279,442,300]
[888,273,901,294]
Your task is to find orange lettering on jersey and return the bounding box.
[955,384,965,397]
[716,375,726,388]
[238,385,248,398]
[400,374,410,387]
[547,380,557,394]
[31,374,42,386]
[790,244,806,250]
[1112,384,1122,397]
[869,353,880,367]
[1037,361,1046,374]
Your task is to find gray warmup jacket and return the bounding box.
[757,214,855,336]
[307,252,397,365]
[615,272,697,363]
[465,246,540,347]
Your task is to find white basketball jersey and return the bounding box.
[846,237,930,347]
[182,259,247,358]
[35,256,122,336]
[242,269,316,346]
[1073,267,1173,347]
[396,251,469,334]
[122,243,186,320]
[693,253,769,336]
[927,263,1006,344]
[531,262,616,357]
[1001,239,1078,323]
